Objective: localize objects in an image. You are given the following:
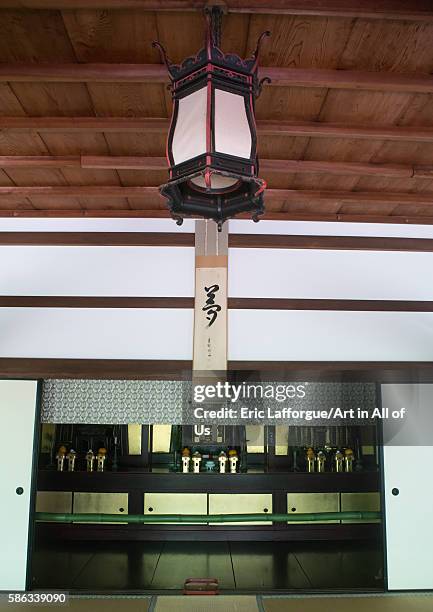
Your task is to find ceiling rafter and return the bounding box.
[1,64,433,94]
[2,155,433,179]
[1,209,433,226]
[1,1,433,21]
[1,117,433,144]
[1,186,433,207]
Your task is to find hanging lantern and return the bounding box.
[153,6,270,230]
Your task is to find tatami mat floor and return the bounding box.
[1,594,433,612]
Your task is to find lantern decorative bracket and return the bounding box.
[152,41,174,80]
[251,30,271,69]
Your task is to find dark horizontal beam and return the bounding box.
[2,186,433,206]
[230,299,433,311]
[2,358,433,382]
[36,470,380,495]
[2,1,433,21]
[0,231,194,246]
[1,296,432,311]
[0,185,161,197]
[2,232,433,252]
[1,63,433,93]
[0,117,169,133]
[2,209,433,225]
[265,189,433,206]
[0,155,425,179]
[0,358,191,380]
[231,234,433,251]
[2,117,433,144]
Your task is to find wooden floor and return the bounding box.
[30,540,383,592]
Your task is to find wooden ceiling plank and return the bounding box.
[9,82,96,116]
[0,9,79,62]
[85,83,169,118]
[339,19,433,74]
[62,9,161,64]
[245,14,354,70]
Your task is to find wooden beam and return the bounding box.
[1,186,433,207]
[2,232,433,252]
[2,117,433,144]
[262,159,412,178]
[0,358,191,380]
[230,234,433,252]
[0,117,169,133]
[0,185,161,198]
[81,155,165,170]
[1,357,433,382]
[258,121,433,142]
[1,209,433,226]
[0,296,194,308]
[266,189,433,207]
[0,63,167,84]
[1,1,433,21]
[0,232,195,246]
[263,68,433,93]
[0,156,80,168]
[0,155,418,178]
[1,295,433,312]
[1,63,433,93]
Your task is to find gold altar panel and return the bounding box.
[73,492,128,524]
[144,492,207,524]
[209,493,272,525]
[341,492,381,524]
[127,424,142,455]
[40,424,56,453]
[245,425,265,453]
[287,493,340,524]
[36,491,72,516]
[152,425,172,453]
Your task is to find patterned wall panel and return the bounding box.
[41,379,376,425]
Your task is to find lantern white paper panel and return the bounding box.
[214,89,252,159]
[172,87,207,165]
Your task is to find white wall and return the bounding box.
[229,310,433,361]
[2,246,433,301]
[382,384,433,590]
[1,308,433,361]
[3,216,433,238]
[1,219,433,361]
[0,309,193,359]
[0,380,38,591]
[0,246,194,297]
[229,249,433,300]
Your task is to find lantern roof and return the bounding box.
[153,7,270,94]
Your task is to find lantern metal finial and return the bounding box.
[153,9,271,229]
[204,3,227,50]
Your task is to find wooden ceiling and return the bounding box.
[2,1,433,224]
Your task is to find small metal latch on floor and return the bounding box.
[183,578,219,595]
